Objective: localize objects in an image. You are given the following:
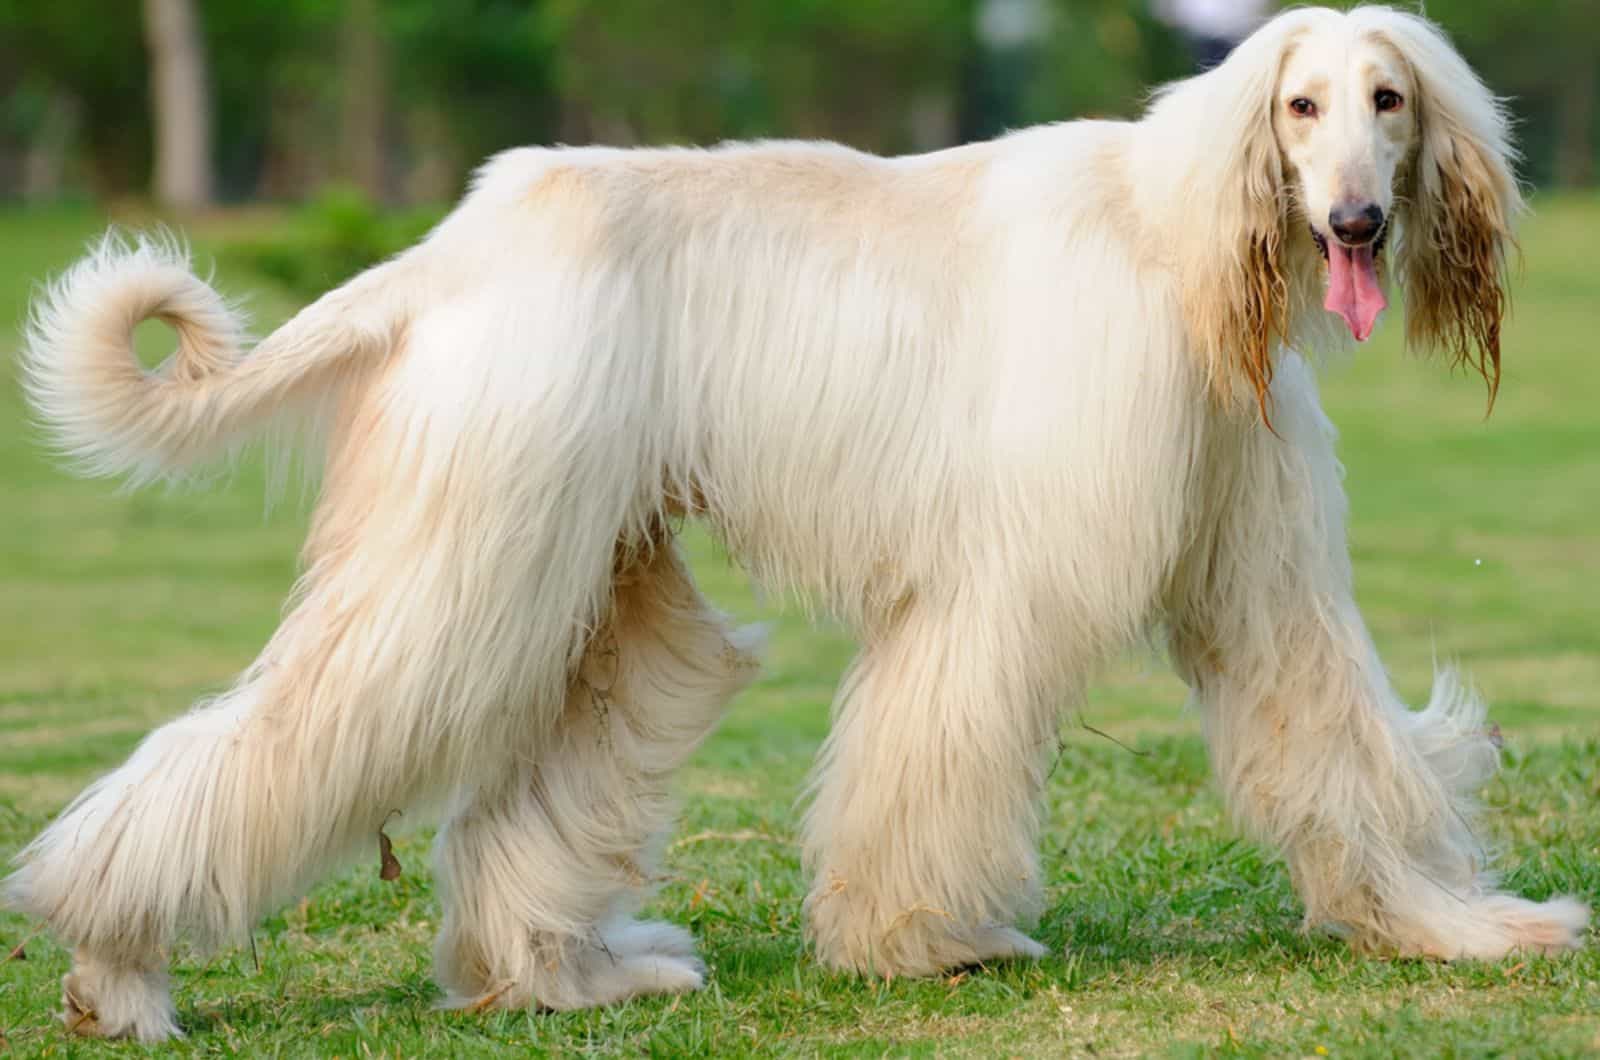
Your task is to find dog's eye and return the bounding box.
[1288,97,1317,118]
[1374,89,1403,112]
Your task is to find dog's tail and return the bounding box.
[20,232,408,485]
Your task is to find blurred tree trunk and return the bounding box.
[143,0,214,210]
[1554,49,1595,187]
[22,93,83,203]
[402,103,465,203]
[258,84,324,201]
[338,0,388,200]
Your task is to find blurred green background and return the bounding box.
[1,1,1595,218]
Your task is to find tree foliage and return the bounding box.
[1402,0,1596,186]
[0,0,149,193]
[0,0,1592,202]
[541,0,975,149]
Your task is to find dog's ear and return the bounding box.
[1380,13,1523,408]
[1166,18,1305,422]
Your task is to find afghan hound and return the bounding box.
[8,5,1587,1041]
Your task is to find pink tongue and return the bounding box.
[1323,242,1385,341]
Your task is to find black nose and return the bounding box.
[1329,202,1384,245]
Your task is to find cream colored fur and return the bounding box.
[7,6,1586,1042]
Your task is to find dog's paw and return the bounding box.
[963,923,1050,966]
[1381,893,1591,960]
[811,904,1048,978]
[573,919,706,1005]
[600,918,700,963]
[573,952,707,1007]
[437,920,708,1013]
[60,960,182,1043]
[1464,894,1589,958]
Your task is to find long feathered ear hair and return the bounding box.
[1150,10,1327,421]
[1366,9,1523,408]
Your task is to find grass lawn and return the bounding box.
[0,199,1596,1057]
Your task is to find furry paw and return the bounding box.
[962,923,1050,967]
[600,917,702,963]
[809,891,1049,978]
[567,919,706,1006]
[1453,895,1590,959]
[60,956,182,1043]
[436,919,707,1013]
[568,951,706,1008]
[1378,893,1591,960]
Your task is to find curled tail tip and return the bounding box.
[20,230,247,484]
[22,228,403,489]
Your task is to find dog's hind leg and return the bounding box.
[802,593,1059,978]
[1169,355,1588,960]
[431,538,763,1011]
[3,400,632,1040]
[2,669,353,1042]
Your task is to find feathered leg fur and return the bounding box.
[3,326,639,1038]
[432,540,763,1010]
[1170,356,1589,958]
[802,593,1058,976]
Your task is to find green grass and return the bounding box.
[1,199,1597,1057]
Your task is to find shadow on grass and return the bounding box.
[178,971,439,1036]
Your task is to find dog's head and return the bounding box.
[1167,6,1520,418]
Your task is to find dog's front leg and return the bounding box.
[802,594,1058,978]
[1169,356,1587,959]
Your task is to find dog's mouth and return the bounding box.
[1311,225,1388,343]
